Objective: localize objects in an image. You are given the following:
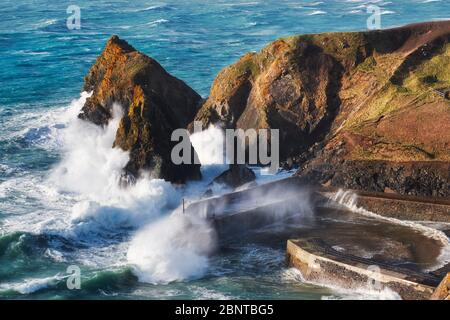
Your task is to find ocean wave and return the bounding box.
[0,232,26,257]
[307,10,327,16]
[282,268,401,300]
[15,50,51,56]
[127,213,217,284]
[0,275,64,295]
[189,286,232,300]
[0,231,76,261]
[80,268,137,292]
[0,267,136,296]
[32,19,57,30]
[124,4,169,13]
[1,92,227,285]
[146,19,169,27]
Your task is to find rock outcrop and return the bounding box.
[80,36,202,183]
[192,21,450,197]
[212,164,256,188]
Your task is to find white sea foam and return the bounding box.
[49,102,129,198]
[283,268,401,300]
[24,92,220,283]
[127,213,217,284]
[322,285,401,300]
[307,10,327,16]
[421,0,441,3]
[44,93,182,238]
[331,189,450,271]
[0,275,63,295]
[190,125,225,165]
[189,286,232,300]
[147,19,169,27]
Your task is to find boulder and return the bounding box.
[213,165,256,189]
[79,36,202,183]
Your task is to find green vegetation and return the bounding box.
[357,56,377,73]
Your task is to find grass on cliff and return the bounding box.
[286,32,368,63]
[345,43,450,161]
[403,43,450,91]
[222,31,370,91]
[346,43,450,129]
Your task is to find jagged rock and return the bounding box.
[213,165,256,189]
[79,36,202,183]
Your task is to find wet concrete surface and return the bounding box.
[217,204,446,274]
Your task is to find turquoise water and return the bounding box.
[0,0,449,299]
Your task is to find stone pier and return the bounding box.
[286,239,439,300]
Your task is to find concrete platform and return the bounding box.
[184,176,450,299]
[286,239,440,300]
[186,176,450,223]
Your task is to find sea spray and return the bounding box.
[1,92,293,289]
[127,212,217,284]
[122,126,234,284]
[46,93,220,282]
[48,93,180,235]
[49,98,129,198]
[190,125,225,165]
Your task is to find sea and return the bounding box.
[0,0,449,300]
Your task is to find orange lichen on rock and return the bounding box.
[79,35,202,183]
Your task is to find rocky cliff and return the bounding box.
[192,21,450,197]
[79,36,202,183]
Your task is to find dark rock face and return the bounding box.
[192,39,346,160]
[299,159,450,198]
[79,36,202,183]
[213,165,256,189]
